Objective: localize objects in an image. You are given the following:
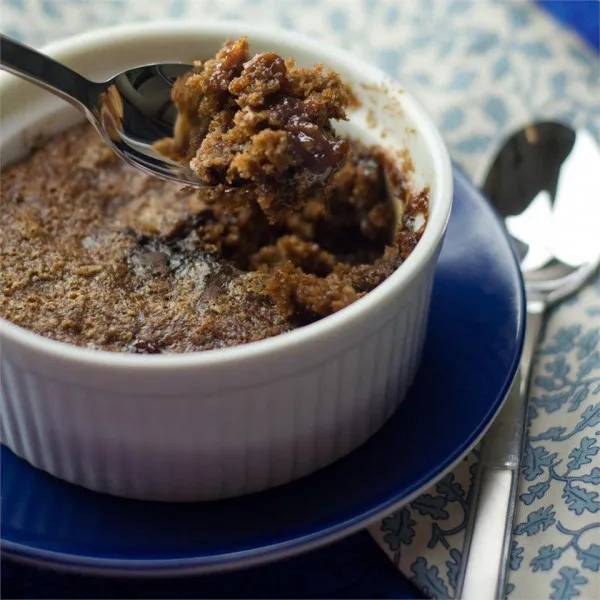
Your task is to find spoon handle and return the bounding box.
[457,300,545,599]
[0,35,96,111]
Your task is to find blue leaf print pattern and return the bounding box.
[380,507,416,551]
[532,545,564,572]
[410,557,449,599]
[545,356,571,378]
[385,4,400,25]
[439,107,465,132]
[515,505,556,536]
[377,50,401,77]
[448,69,477,91]
[581,467,600,485]
[446,0,469,15]
[523,444,557,481]
[543,326,582,355]
[409,72,431,86]
[437,38,454,61]
[3,0,26,8]
[41,0,61,18]
[567,437,599,470]
[483,97,508,127]
[510,541,524,570]
[507,4,531,28]
[521,40,553,60]
[528,404,539,423]
[435,473,465,502]
[412,35,433,51]
[168,0,187,17]
[550,567,588,600]
[575,329,599,360]
[534,376,564,392]
[568,45,592,68]
[454,135,493,154]
[410,494,449,520]
[580,403,600,429]
[467,31,500,54]
[328,9,348,33]
[550,72,567,98]
[577,544,600,572]
[445,548,461,590]
[533,391,569,412]
[532,522,600,577]
[520,480,551,505]
[578,352,600,378]
[531,426,567,441]
[562,484,600,516]
[3,26,22,40]
[568,388,589,413]
[493,56,510,80]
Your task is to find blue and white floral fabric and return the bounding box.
[372,278,600,599]
[2,1,599,598]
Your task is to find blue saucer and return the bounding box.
[1,167,525,575]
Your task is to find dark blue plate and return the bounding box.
[1,167,525,576]
[2,532,426,599]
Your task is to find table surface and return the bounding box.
[1,1,599,599]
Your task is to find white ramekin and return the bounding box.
[0,22,452,501]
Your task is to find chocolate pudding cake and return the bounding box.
[155,36,352,221]
[0,38,429,354]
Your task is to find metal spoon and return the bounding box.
[457,122,600,599]
[0,34,208,188]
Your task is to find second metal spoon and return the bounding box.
[458,121,600,599]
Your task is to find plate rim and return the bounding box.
[1,399,515,578]
[1,167,526,576]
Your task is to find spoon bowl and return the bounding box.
[0,34,206,187]
[477,121,600,304]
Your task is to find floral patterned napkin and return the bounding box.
[2,1,599,598]
[371,279,600,599]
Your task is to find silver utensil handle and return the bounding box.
[520,301,546,395]
[458,303,545,599]
[461,469,516,598]
[0,34,94,110]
